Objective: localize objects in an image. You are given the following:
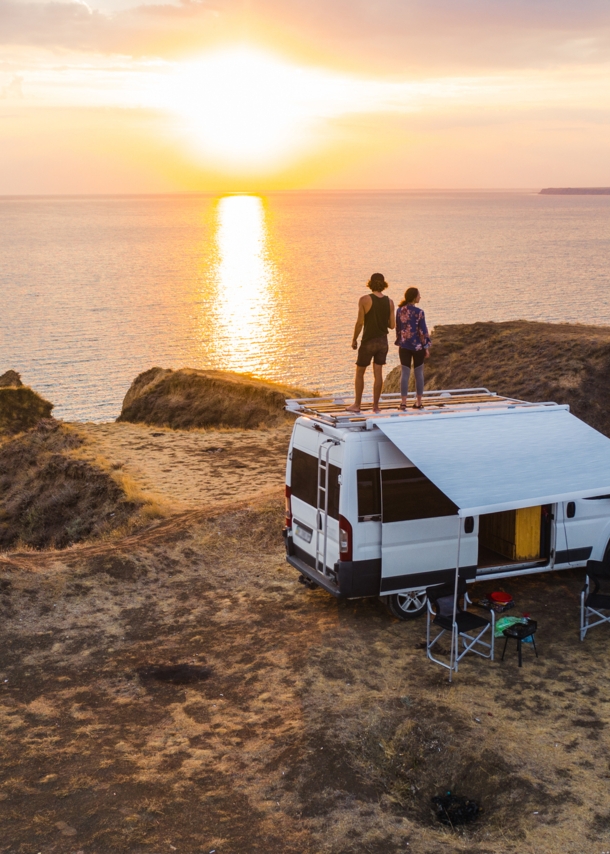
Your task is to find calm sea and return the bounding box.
[1,191,609,422]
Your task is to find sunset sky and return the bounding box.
[2,0,610,192]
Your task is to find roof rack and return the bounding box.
[285,388,561,426]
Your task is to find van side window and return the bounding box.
[381,467,458,522]
[357,469,381,521]
[291,448,340,520]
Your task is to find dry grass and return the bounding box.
[1,496,610,853]
[2,336,610,850]
[117,367,314,430]
[0,386,53,435]
[0,420,165,551]
[384,320,610,436]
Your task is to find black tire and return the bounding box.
[386,590,428,620]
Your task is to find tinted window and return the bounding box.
[357,468,381,520]
[382,467,457,522]
[291,448,340,520]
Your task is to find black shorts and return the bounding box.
[357,337,388,367]
[399,348,426,368]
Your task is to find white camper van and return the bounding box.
[283,389,610,619]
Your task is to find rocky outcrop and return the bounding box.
[117,368,313,430]
[0,379,53,435]
[384,320,610,436]
[0,370,23,388]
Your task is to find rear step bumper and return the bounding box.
[286,555,341,597]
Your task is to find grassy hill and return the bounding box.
[0,420,162,550]
[117,367,313,430]
[384,320,610,435]
[0,370,53,435]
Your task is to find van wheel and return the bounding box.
[387,591,427,620]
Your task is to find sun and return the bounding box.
[168,47,340,171]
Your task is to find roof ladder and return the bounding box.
[315,440,338,576]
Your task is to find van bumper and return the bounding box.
[283,529,382,599]
[285,555,342,597]
[283,527,341,596]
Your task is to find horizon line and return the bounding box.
[0,188,546,199]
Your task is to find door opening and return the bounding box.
[477,505,551,569]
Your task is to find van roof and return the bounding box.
[287,389,610,514]
[285,388,561,428]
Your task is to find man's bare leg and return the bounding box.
[346,366,366,412]
[372,363,383,412]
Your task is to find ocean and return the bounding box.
[1,190,609,422]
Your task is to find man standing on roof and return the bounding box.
[346,273,395,413]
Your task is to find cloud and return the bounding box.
[0,73,24,98]
[0,0,110,50]
[0,0,221,54]
[250,0,610,72]
[2,0,610,73]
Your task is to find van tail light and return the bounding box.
[339,515,353,561]
[285,485,292,528]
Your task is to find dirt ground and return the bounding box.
[80,422,292,511]
[2,426,610,853]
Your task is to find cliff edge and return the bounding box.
[117,367,313,430]
[383,320,610,436]
[0,370,53,435]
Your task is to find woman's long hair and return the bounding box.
[399,287,420,307]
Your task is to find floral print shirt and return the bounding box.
[395,304,431,351]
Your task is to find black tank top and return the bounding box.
[362,294,390,341]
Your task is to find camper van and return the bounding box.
[283,389,610,619]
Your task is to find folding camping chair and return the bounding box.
[426,580,495,672]
[580,570,610,640]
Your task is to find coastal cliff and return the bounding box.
[117,367,313,430]
[0,370,53,435]
[539,187,610,194]
[2,340,610,851]
[384,320,610,436]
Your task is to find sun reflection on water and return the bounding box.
[206,194,278,374]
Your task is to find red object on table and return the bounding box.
[490,592,512,604]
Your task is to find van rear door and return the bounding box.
[379,441,477,593]
[289,439,342,574]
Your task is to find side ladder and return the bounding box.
[315,440,338,575]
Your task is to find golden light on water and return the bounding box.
[206,194,278,373]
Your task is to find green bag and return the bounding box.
[494,616,524,638]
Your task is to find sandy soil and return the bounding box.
[1,424,610,853]
[80,422,292,511]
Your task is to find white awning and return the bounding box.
[375,407,610,516]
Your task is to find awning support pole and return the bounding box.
[449,520,463,683]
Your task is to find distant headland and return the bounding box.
[539,187,610,195]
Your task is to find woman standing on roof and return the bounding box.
[395,287,431,410]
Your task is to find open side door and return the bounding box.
[378,441,477,594]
